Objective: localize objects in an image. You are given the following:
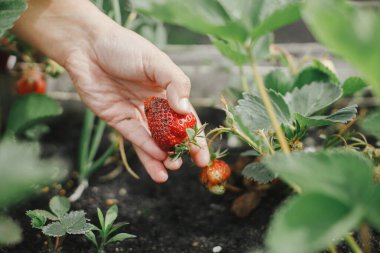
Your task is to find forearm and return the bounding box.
[12,0,114,65]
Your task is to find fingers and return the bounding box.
[163,157,183,171]
[189,105,210,167]
[149,52,192,114]
[114,119,167,161]
[134,145,168,183]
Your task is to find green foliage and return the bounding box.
[360,109,380,140]
[27,196,94,238]
[0,215,22,246]
[4,94,62,138]
[86,205,135,252]
[242,162,275,183]
[264,150,380,252]
[0,0,27,37]
[0,141,67,208]
[302,0,380,99]
[342,77,368,97]
[264,69,293,95]
[293,60,340,89]
[236,82,356,131]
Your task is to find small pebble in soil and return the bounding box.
[65,180,74,189]
[212,246,222,253]
[192,241,200,247]
[118,187,127,196]
[105,198,118,206]
[91,186,99,193]
[41,186,49,193]
[58,189,66,196]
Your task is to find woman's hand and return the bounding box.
[13,0,210,183]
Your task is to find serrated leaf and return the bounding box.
[42,222,66,237]
[235,90,292,131]
[302,0,380,99]
[360,109,380,140]
[285,82,342,117]
[342,76,368,97]
[0,0,27,37]
[293,60,339,89]
[242,162,275,183]
[105,205,118,232]
[0,215,22,245]
[210,36,248,65]
[27,209,58,221]
[85,230,98,247]
[266,193,364,253]
[49,196,70,217]
[264,69,294,95]
[294,104,357,127]
[61,211,92,234]
[106,233,136,245]
[186,128,195,140]
[26,210,47,229]
[4,94,62,138]
[0,141,67,208]
[264,149,374,205]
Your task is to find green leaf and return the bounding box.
[131,0,246,42]
[210,36,248,65]
[106,233,136,245]
[294,60,340,89]
[49,196,70,218]
[240,149,260,157]
[26,209,58,221]
[264,69,294,95]
[4,94,62,138]
[360,109,380,140]
[242,162,275,183]
[342,77,368,97]
[285,82,342,117]
[266,193,364,253]
[0,0,27,37]
[24,124,50,141]
[264,149,374,205]
[105,205,118,231]
[26,210,47,229]
[109,222,129,235]
[42,222,66,237]
[294,104,357,127]
[61,211,93,235]
[302,0,380,99]
[97,208,105,231]
[0,141,67,208]
[85,230,98,247]
[186,128,195,140]
[0,215,22,245]
[252,33,273,61]
[235,90,292,131]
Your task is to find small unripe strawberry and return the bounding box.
[200,160,231,195]
[16,67,46,95]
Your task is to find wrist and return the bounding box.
[12,0,114,65]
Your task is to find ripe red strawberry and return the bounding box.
[16,67,46,95]
[144,97,198,158]
[200,159,231,194]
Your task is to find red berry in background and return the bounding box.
[200,159,231,194]
[16,66,46,95]
[144,97,197,153]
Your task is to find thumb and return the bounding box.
[150,52,192,114]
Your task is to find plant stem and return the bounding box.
[68,179,89,202]
[111,0,122,25]
[345,234,364,253]
[328,245,338,253]
[259,129,274,155]
[359,224,371,253]
[88,120,107,163]
[247,49,290,154]
[238,64,249,92]
[118,134,140,179]
[86,144,116,178]
[53,237,60,253]
[79,109,95,175]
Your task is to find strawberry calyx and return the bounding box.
[169,123,207,160]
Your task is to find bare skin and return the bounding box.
[13,0,210,183]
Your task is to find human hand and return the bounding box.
[13,0,210,183]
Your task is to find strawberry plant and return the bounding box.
[26,196,95,253]
[85,205,135,253]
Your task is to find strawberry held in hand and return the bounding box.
[144,97,203,160]
[200,159,231,195]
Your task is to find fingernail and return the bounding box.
[179,98,190,113]
[159,170,168,182]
